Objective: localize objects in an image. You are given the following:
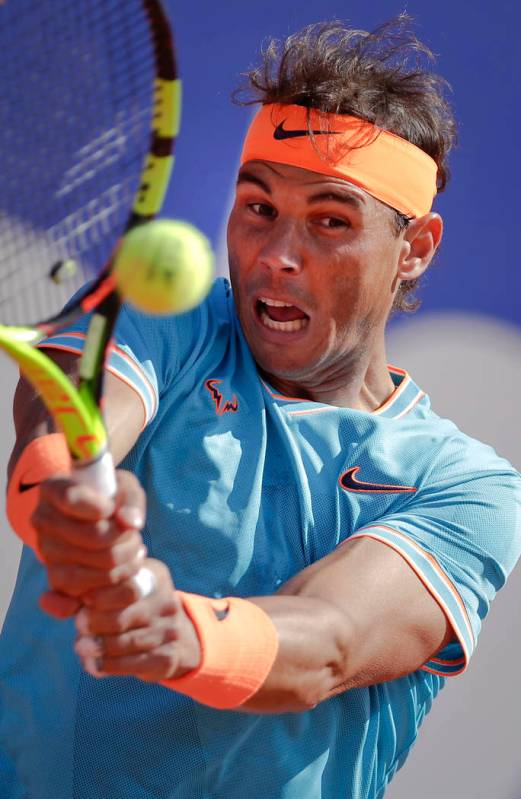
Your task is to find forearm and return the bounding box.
[239,594,352,714]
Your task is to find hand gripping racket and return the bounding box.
[0,0,180,593]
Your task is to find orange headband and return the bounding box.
[240,104,438,218]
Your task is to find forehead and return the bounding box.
[237,160,384,214]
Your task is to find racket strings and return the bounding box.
[0,0,162,327]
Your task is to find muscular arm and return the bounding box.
[242,536,454,712]
[71,514,454,712]
[8,348,145,478]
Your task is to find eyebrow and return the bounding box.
[236,170,366,210]
[236,171,271,193]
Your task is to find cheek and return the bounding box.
[226,217,244,289]
[327,269,364,326]
[227,211,254,278]
[323,257,395,339]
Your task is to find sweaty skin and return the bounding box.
[227,161,442,408]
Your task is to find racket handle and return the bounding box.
[72,451,156,598]
[72,450,117,497]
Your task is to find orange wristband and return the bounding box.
[161,592,279,709]
[6,433,71,559]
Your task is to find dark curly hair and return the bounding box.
[234,14,457,313]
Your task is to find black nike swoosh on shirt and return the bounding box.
[339,467,417,494]
[273,121,342,140]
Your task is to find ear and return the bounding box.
[398,213,443,281]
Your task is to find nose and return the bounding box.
[258,220,303,275]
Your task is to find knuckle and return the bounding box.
[47,564,70,589]
[131,630,154,651]
[156,645,179,677]
[160,592,182,616]
[131,606,152,628]
[107,562,131,584]
[163,619,181,643]
[125,579,145,603]
[39,478,67,502]
[114,611,133,634]
[30,504,54,531]
[96,545,125,570]
[89,518,112,543]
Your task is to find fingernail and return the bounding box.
[82,656,106,678]
[75,608,90,635]
[118,506,144,529]
[75,636,102,657]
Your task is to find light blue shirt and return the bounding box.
[2,279,520,798]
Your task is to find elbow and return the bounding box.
[298,601,358,708]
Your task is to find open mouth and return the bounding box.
[256,297,310,333]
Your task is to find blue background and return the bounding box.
[162,0,520,326]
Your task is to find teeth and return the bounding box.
[260,310,309,332]
[259,297,294,308]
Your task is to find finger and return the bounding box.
[39,590,82,618]
[75,597,155,636]
[83,557,175,613]
[83,568,161,611]
[87,644,182,681]
[114,471,146,531]
[33,504,111,550]
[83,575,150,611]
[46,551,147,597]
[33,503,144,552]
[39,529,146,569]
[39,478,114,521]
[74,581,178,635]
[76,620,178,661]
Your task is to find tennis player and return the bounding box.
[2,16,520,799]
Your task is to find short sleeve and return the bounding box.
[38,279,222,428]
[349,453,521,677]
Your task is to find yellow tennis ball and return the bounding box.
[114,219,214,315]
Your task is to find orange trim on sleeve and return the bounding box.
[39,338,154,427]
[348,527,474,669]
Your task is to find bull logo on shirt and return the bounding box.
[205,379,239,416]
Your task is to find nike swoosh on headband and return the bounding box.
[339,466,417,494]
[273,121,342,140]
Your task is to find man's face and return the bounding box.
[227,161,409,390]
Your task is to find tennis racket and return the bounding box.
[0,0,180,591]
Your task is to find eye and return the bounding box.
[317,216,350,229]
[248,202,276,219]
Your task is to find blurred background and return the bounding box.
[1,1,520,797]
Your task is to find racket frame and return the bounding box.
[1,0,181,474]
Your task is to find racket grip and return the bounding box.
[72,451,156,598]
[72,450,117,497]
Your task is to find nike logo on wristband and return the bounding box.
[211,599,230,621]
[339,466,417,494]
[273,121,342,140]
[18,480,41,493]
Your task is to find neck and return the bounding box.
[262,350,396,411]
